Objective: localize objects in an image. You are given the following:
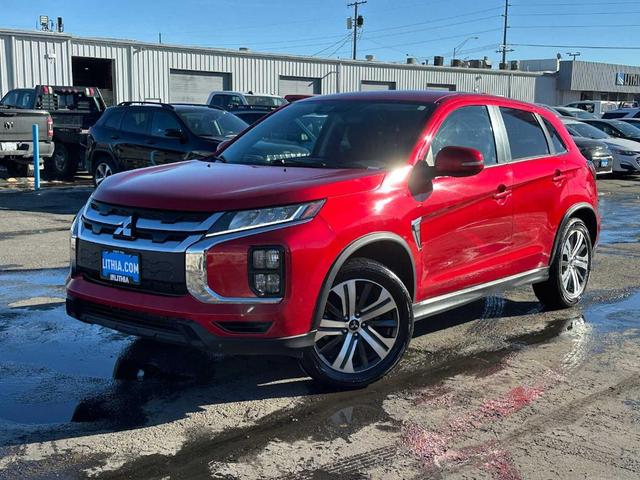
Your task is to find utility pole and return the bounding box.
[499,0,512,66]
[348,0,367,60]
[158,32,162,44]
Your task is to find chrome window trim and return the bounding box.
[186,218,313,304]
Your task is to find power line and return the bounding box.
[512,24,640,29]
[359,28,503,52]
[511,43,640,50]
[511,10,640,16]
[312,34,353,57]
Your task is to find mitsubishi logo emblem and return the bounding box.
[114,216,136,239]
[3,121,14,129]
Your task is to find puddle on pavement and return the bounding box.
[598,193,640,245]
[0,268,218,427]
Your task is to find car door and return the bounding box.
[417,104,514,298]
[147,110,189,165]
[117,107,153,170]
[503,107,566,272]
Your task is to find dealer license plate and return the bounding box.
[100,250,140,285]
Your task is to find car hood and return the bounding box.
[93,160,386,211]
[602,137,640,151]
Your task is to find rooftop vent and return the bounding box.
[433,56,444,66]
[406,57,418,65]
[239,47,250,52]
[365,54,375,61]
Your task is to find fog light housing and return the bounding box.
[249,247,284,297]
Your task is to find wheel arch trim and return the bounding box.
[311,232,416,330]
[550,202,598,265]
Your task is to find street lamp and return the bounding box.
[453,36,479,62]
[567,52,581,61]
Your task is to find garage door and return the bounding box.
[278,76,321,96]
[169,70,231,103]
[360,80,396,91]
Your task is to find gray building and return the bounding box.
[522,59,640,105]
[0,28,540,106]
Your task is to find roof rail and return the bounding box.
[117,101,174,109]
[169,103,225,110]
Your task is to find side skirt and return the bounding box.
[412,267,549,321]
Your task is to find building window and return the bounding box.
[360,80,396,91]
[427,83,456,91]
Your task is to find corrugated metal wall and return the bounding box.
[0,29,541,104]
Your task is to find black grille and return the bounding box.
[77,240,187,296]
[80,300,183,333]
[216,321,272,334]
[90,200,211,224]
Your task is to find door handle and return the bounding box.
[493,184,511,200]
[552,169,565,183]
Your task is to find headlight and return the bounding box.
[612,148,638,156]
[70,213,80,273]
[207,200,324,237]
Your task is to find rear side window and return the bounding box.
[500,108,550,160]
[603,112,628,119]
[103,109,124,129]
[121,109,151,134]
[430,106,498,166]
[543,119,567,154]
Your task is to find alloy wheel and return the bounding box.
[94,163,113,185]
[560,229,589,299]
[53,150,67,171]
[314,279,399,374]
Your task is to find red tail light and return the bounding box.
[47,115,54,139]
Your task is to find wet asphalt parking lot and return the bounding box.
[0,175,640,479]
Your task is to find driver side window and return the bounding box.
[428,106,498,166]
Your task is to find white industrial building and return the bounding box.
[0,28,540,106]
[2,28,640,108]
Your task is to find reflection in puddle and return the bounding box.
[598,194,640,245]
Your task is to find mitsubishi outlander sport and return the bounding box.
[66,91,599,388]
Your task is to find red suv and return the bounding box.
[66,91,599,388]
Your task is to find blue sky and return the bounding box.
[2,0,639,66]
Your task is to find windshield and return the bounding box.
[245,95,286,107]
[220,100,435,169]
[566,122,609,140]
[571,110,597,120]
[177,109,248,137]
[610,120,640,137]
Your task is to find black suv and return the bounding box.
[85,102,248,186]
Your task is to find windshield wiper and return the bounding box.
[201,154,227,163]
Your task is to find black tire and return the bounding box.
[300,258,414,389]
[92,155,118,187]
[5,162,29,177]
[44,143,78,180]
[533,217,592,309]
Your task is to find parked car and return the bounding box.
[562,118,640,174]
[228,106,275,125]
[572,137,613,175]
[580,118,640,143]
[0,85,106,179]
[67,91,599,388]
[207,91,287,109]
[564,100,618,117]
[602,107,640,119]
[85,102,248,186]
[620,118,640,131]
[549,106,598,120]
[0,105,54,176]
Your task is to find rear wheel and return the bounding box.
[92,156,117,187]
[533,218,592,309]
[44,143,78,180]
[300,258,413,388]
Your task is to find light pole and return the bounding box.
[567,52,581,61]
[453,36,479,62]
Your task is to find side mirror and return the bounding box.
[434,146,484,177]
[164,128,185,139]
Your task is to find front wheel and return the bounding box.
[533,217,592,309]
[300,258,413,389]
[92,156,118,187]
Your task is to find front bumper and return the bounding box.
[66,296,316,357]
